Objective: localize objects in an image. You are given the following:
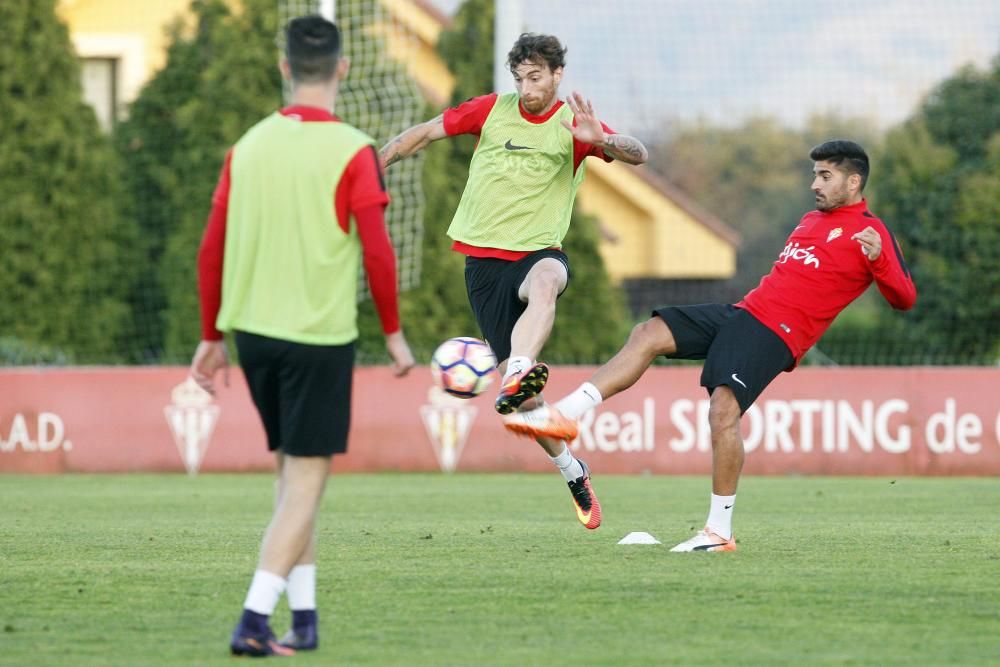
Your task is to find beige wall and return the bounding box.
[579,160,736,280]
[381,0,454,105]
[58,0,192,106]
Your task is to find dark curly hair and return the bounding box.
[506,33,567,74]
[810,140,870,191]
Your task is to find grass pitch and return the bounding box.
[2,472,998,666]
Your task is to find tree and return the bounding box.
[873,55,1000,363]
[118,0,282,362]
[649,114,877,293]
[0,0,139,363]
[357,0,630,365]
[948,142,1000,361]
[116,3,224,361]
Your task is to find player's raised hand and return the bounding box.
[561,91,606,145]
[190,340,229,395]
[385,330,415,377]
[851,226,882,261]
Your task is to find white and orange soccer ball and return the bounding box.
[430,337,497,398]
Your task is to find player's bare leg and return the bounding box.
[259,455,330,576]
[670,386,741,553]
[495,259,567,414]
[509,258,568,362]
[231,455,329,656]
[508,393,599,528]
[292,532,317,566]
[708,386,743,497]
[273,456,319,569]
[499,260,599,527]
[589,317,677,399]
[273,456,320,651]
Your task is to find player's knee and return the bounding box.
[708,387,741,431]
[528,269,564,299]
[628,318,675,356]
[281,455,332,493]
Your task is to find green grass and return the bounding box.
[2,473,999,666]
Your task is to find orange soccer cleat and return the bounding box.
[669,528,737,553]
[502,404,579,441]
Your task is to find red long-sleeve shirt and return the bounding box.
[737,199,917,362]
[197,105,398,341]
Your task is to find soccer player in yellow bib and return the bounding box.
[381,34,647,529]
[191,16,414,656]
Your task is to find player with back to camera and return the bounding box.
[505,140,917,551]
[189,15,414,656]
[380,33,648,530]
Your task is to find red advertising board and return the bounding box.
[0,366,997,475]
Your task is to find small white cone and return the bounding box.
[617,531,661,545]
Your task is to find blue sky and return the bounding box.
[427,0,1000,136]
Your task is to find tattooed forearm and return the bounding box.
[380,137,406,169]
[379,114,446,169]
[601,134,648,165]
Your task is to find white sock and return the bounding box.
[549,443,585,482]
[555,382,603,420]
[286,564,317,611]
[705,493,736,540]
[243,569,287,615]
[504,356,533,381]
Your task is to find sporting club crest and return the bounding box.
[420,386,477,472]
[827,227,843,242]
[164,377,219,475]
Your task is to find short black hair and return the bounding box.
[507,33,567,74]
[810,140,870,191]
[285,15,341,84]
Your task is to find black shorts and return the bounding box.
[653,304,794,414]
[464,249,570,363]
[234,330,354,457]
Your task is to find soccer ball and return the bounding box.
[431,337,497,398]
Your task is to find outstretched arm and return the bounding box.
[380,114,448,169]
[561,91,648,165]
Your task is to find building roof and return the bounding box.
[631,166,740,246]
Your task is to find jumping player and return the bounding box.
[380,33,648,529]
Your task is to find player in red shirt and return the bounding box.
[504,140,917,551]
